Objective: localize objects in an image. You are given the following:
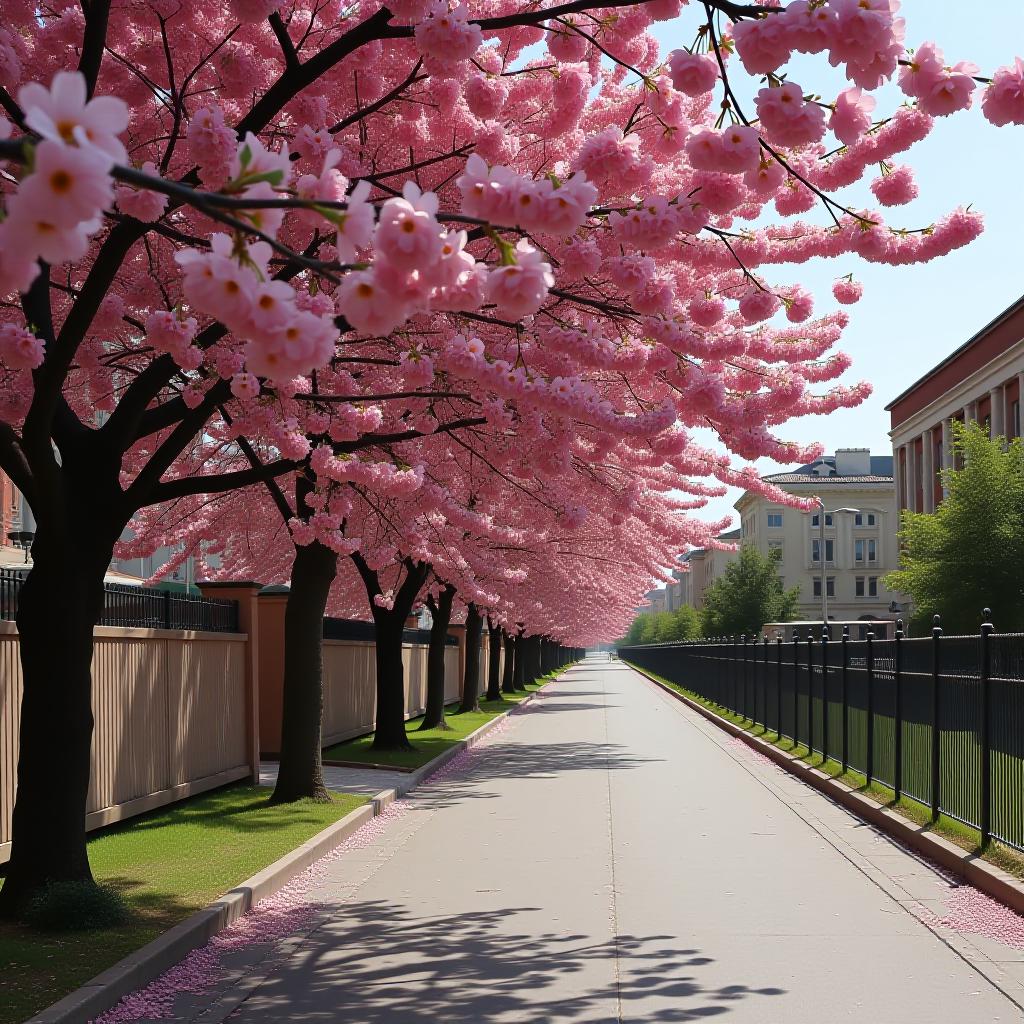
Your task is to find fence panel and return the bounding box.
[619,625,1024,855]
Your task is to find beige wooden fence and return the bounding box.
[0,621,253,866]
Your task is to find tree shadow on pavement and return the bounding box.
[220,899,785,1024]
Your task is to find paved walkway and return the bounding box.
[259,761,408,797]
[110,658,1024,1023]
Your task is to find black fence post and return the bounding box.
[931,615,942,822]
[793,636,800,746]
[821,626,830,767]
[841,625,849,774]
[806,633,814,756]
[775,635,783,737]
[761,634,769,729]
[894,618,904,803]
[163,588,172,630]
[866,631,875,787]
[741,635,748,721]
[981,609,994,848]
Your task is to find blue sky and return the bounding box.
[648,2,1024,532]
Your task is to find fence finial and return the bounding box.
[896,617,904,638]
[983,607,993,629]
[932,613,942,637]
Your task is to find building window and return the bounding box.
[811,513,834,527]
[812,538,834,563]
[868,576,878,597]
[855,538,865,563]
[855,512,878,527]
[768,540,783,555]
[767,512,783,528]
[868,513,876,526]
[856,576,865,597]
[812,576,836,598]
[867,539,877,563]
[1014,400,1021,440]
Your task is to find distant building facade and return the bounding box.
[735,450,904,624]
[887,296,1024,514]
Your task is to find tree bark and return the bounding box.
[460,603,483,713]
[527,634,543,684]
[502,629,517,694]
[271,540,337,803]
[0,517,116,916]
[512,632,526,690]
[421,584,455,730]
[486,618,503,702]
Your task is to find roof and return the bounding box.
[763,454,893,485]
[885,294,1024,412]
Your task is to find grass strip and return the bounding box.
[625,661,1024,882]
[323,675,555,771]
[0,784,365,1024]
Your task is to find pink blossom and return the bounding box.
[228,0,283,23]
[17,139,114,228]
[244,310,336,381]
[176,234,259,332]
[783,0,836,55]
[982,58,1024,126]
[755,83,826,148]
[414,4,483,64]
[230,132,292,187]
[732,16,793,75]
[870,164,918,206]
[336,269,410,336]
[897,41,945,98]
[919,62,979,117]
[115,161,169,222]
[187,106,236,187]
[19,70,129,165]
[0,324,45,369]
[547,17,588,61]
[465,74,508,119]
[685,126,760,174]
[539,174,598,235]
[3,203,97,265]
[738,288,781,324]
[829,88,876,146]
[833,278,864,304]
[375,181,443,270]
[783,286,814,323]
[688,295,725,327]
[0,223,41,296]
[667,50,718,96]
[485,240,554,319]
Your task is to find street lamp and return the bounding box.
[811,500,860,632]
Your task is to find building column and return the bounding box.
[991,386,1005,439]
[921,429,935,513]
[941,418,953,497]
[962,402,973,424]
[906,442,917,513]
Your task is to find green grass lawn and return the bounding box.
[323,677,551,771]
[0,784,366,1024]
[624,660,1024,881]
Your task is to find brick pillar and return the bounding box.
[250,585,290,758]
[198,581,264,783]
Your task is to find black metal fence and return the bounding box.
[620,621,1024,852]
[0,568,239,633]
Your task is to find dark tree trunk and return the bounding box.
[502,630,517,693]
[371,612,410,749]
[421,585,455,730]
[354,556,430,752]
[0,519,116,917]
[271,540,337,804]
[486,619,503,702]
[528,634,543,684]
[512,633,526,690]
[460,603,483,713]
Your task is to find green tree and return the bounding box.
[700,545,800,638]
[671,604,701,641]
[885,421,1024,633]
[620,602,701,644]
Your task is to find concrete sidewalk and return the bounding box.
[114,658,1024,1022]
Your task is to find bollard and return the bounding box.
[931,615,942,822]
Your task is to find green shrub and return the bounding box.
[25,880,130,932]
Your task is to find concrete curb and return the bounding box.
[27,677,561,1024]
[629,663,1024,919]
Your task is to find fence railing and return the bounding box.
[0,568,239,633]
[322,616,458,646]
[620,619,1024,853]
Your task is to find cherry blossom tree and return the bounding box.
[0,0,1021,914]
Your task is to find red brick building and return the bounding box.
[886,296,1024,514]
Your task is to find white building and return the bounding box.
[735,450,905,625]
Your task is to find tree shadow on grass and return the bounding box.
[209,899,785,1024]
